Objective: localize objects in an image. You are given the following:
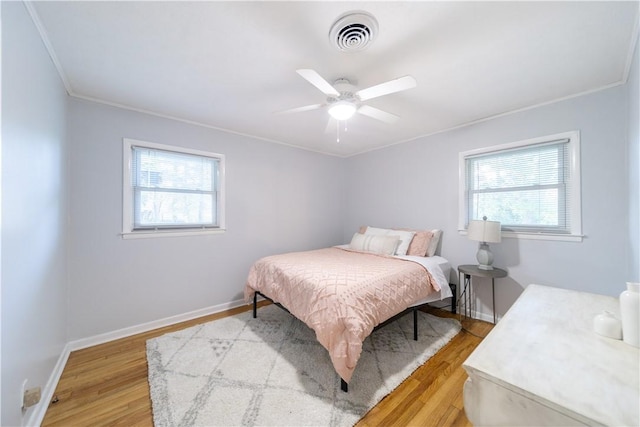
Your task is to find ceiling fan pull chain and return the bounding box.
[336,121,340,143]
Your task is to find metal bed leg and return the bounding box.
[340,378,348,392]
[253,293,257,318]
[413,308,418,341]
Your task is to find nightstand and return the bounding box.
[457,264,507,324]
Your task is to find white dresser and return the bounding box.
[463,284,640,426]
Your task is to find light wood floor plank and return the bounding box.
[42,305,492,426]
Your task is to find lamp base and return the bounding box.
[476,242,494,271]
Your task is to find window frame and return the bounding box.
[122,138,226,239]
[458,131,582,242]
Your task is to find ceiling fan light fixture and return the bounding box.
[328,101,357,120]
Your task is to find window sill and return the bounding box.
[458,230,583,243]
[121,228,226,239]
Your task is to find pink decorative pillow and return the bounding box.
[396,228,434,256]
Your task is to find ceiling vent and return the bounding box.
[329,11,378,52]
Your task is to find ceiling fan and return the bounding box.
[278,69,417,124]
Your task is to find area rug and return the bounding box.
[146,304,461,427]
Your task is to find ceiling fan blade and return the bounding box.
[357,105,399,124]
[296,69,340,97]
[274,103,324,115]
[356,75,417,101]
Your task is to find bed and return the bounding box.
[243,227,455,391]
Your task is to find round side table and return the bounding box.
[457,264,508,324]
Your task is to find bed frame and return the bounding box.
[252,283,457,392]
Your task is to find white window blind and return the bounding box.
[123,139,225,235]
[459,131,582,240]
[131,146,220,229]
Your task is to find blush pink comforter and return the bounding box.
[244,247,439,383]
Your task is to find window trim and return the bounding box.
[122,138,226,239]
[458,131,582,242]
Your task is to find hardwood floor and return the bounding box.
[42,304,492,426]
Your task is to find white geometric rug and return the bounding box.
[146,304,461,427]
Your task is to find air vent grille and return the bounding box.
[329,11,378,52]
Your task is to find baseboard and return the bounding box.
[26,342,71,427]
[469,308,500,324]
[29,298,250,426]
[68,298,249,351]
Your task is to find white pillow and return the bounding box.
[364,226,416,256]
[349,233,400,255]
[426,229,442,257]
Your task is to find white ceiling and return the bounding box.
[30,1,639,157]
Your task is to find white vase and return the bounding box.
[620,282,640,347]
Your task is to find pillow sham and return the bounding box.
[363,226,416,256]
[426,229,442,257]
[349,233,400,256]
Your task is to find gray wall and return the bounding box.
[344,85,631,321]
[1,2,69,425]
[627,34,639,282]
[2,3,637,425]
[66,99,345,340]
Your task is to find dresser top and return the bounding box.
[463,284,640,426]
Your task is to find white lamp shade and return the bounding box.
[468,219,502,243]
[328,101,357,120]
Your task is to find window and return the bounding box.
[459,131,582,241]
[122,138,225,238]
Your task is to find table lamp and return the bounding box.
[468,216,501,270]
